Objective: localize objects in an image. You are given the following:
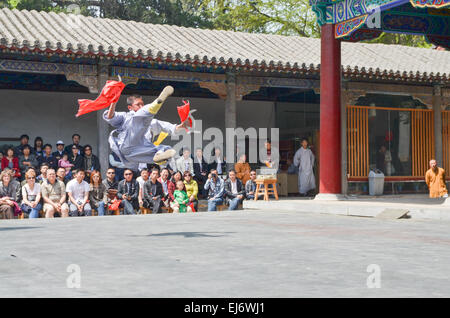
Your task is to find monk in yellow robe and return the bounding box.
[425,159,448,198]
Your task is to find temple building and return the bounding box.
[0,7,449,194]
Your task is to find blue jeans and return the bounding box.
[228,197,242,210]
[207,198,223,211]
[21,203,42,219]
[120,200,136,215]
[97,202,106,216]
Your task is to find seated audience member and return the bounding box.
[193,148,208,197]
[176,148,194,175]
[20,169,42,219]
[143,168,164,213]
[183,171,198,211]
[33,136,44,158]
[204,169,225,211]
[172,180,191,213]
[0,170,21,219]
[64,134,83,156]
[82,145,100,181]
[89,170,107,216]
[103,168,119,212]
[137,168,150,207]
[171,171,183,185]
[36,163,50,184]
[158,168,175,208]
[14,134,32,156]
[103,168,118,191]
[52,140,66,161]
[245,170,258,200]
[38,144,58,170]
[41,169,69,218]
[56,167,69,184]
[69,145,83,172]
[117,169,140,215]
[2,147,21,179]
[19,145,38,178]
[0,151,3,164]
[66,169,92,217]
[20,167,37,187]
[224,170,245,210]
[235,153,251,186]
[58,153,74,178]
[209,147,227,176]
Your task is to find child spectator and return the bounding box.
[59,153,74,176]
[172,180,191,213]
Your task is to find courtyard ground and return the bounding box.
[1,208,450,297]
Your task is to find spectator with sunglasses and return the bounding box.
[245,170,258,200]
[117,169,140,215]
[20,169,42,218]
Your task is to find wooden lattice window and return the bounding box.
[347,105,434,179]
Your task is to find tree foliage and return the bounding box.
[0,0,436,48]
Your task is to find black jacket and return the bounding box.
[193,156,208,176]
[37,154,58,170]
[224,178,245,203]
[143,180,164,202]
[117,179,140,209]
[69,154,84,171]
[82,154,101,172]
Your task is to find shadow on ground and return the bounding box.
[131,232,235,238]
[0,227,41,231]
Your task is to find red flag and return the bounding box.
[76,80,126,117]
[177,100,193,128]
[189,202,196,212]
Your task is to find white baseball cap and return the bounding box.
[56,140,64,145]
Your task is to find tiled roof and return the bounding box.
[0,8,449,82]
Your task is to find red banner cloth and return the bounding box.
[76,80,126,117]
[177,100,193,128]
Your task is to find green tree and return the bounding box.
[369,33,432,49]
[200,0,320,37]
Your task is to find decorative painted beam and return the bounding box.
[0,59,98,93]
[310,0,450,39]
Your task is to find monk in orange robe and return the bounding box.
[425,159,448,198]
[235,153,251,186]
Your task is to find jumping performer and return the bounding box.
[103,86,189,171]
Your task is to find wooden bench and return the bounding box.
[140,206,173,214]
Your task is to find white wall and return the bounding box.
[0,89,275,155]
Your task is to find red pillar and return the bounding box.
[319,24,341,194]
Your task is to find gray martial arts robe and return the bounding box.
[293,147,316,195]
[103,107,177,170]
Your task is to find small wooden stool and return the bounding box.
[254,179,279,201]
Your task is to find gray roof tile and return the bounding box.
[0,7,448,81]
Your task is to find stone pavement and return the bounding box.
[244,194,450,220]
[2,208,450,297]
